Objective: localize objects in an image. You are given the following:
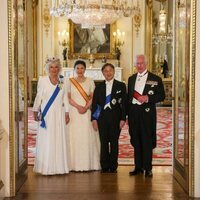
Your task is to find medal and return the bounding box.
[148,90,154,95]
[111,99,117,105]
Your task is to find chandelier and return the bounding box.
[152,6,173,45]
[50,0,140,28]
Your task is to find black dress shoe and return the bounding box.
[145,170,153,177]
[129,169,144,176]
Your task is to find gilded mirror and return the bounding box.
[174,0,188,166]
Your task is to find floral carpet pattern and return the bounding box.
[28,107,172,166]
[118,107,172,165]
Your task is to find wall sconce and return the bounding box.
[113,29,125,50]
[113,29,125,67]
[58,30,69,47]
[58,30,69,67]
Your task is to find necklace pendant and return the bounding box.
[138,78,140,81]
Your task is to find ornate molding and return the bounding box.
[134,13,142,37]
[146,0,153,9]
[8,0,16,196]
[32,0,38,8]
[43,0,51,37]
[145,0,153,71]
[189,0,196,197]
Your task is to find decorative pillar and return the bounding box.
[145,0,153,71]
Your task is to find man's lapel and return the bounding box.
[130,74,137,95]
[143,71,151,95]
[111,79,117,100]
[102,80,106,103]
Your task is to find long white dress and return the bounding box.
[67,77,101,171]
[33,76,69,175]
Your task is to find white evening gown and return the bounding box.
[33,76,69,175]
[67,77,101,171]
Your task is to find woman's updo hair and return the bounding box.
[73,60,86,69]
[45,57,61,74]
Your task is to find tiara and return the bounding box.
[45,57,60,64]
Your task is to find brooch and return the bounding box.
[111,99,117,105]
[118,98,122,104]
[145,108,150,112]
[148,90,154,95]
[58,75,64,89]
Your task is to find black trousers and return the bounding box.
[98,109,121,171]
[128,104,154,171]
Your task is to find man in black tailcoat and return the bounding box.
[92,63,127,173]
[128,54,165,177]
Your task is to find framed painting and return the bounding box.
[68,20,116,59]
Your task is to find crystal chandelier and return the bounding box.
[50,0,140,28]
[152,7,173,45]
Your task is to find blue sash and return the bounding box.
[40,85,60,129]
[105,94,111,104]
[104,94,111,110]
[92,104,102,120]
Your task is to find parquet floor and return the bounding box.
[4,166,190,200]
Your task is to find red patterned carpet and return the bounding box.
[118,107,172,165]
[28,107,172,166]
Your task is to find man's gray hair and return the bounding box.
[134,54,148,65]
[45,57,61,74]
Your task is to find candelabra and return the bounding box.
[113,29,125,67]
[88,54,95,69]
[58,30,69,67]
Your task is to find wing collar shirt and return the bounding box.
[132,70,148,105]
[104,78,114,109]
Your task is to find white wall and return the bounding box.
[37,0,55,76]
[194,1,200,197]
[0,0,11,197]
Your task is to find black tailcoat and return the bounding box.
[127,72,165,170]
[92,79,127,171]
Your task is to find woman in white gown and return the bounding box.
[67,60,101,171]
[33,57,70,175]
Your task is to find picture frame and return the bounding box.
[68,20,116,59]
